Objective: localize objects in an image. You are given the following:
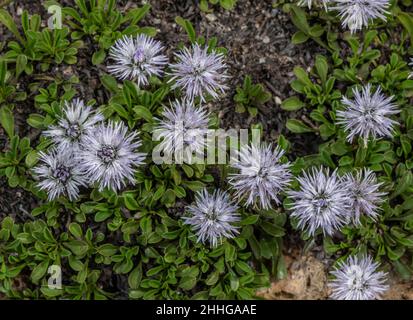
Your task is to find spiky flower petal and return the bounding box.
[33,149,88,201]
[336,84,399,146]
[298,0,330,9]
[331,0,390,34]
[343,169,386,225]
[44,99,104,152]
[108,34,168,85]
[183,189,240,247]
[228,144,292,210]
[287,167,350,236]
[168,44,228,102]
[153,99,209,163]
[78,121,146,192]
[330,255,388,300]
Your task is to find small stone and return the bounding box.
[274,96,282,105]
[206,14,217,22]
[262,36,270,44]
[259,57,266,64]
[16,7,23,15]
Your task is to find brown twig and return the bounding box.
[301,115,319,132]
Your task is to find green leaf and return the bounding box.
[16,54,28,77]
[133,105,153,122]
[0,106,14,139]
[124,194,139,210]
[179,276,197,290]
[97,244,118,257]
[30,260,49,284]
[92,49,106,65]
[286,119,313,133]
[0,9,23,43]
[241,215,259,225]
[175,16,196,43]
[315,55,328,84]
[128,263,143,289]
[100,74,119,93]
[261,222,285,237]
[65,240,89,256]
[281,96,305,111]
[398,12,413,44]
[68,222,83,238]
[291,31,309,44]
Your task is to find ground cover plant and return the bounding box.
[0,0,413,300]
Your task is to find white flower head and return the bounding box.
[330,255,388,300]
[168,44,229,102]
[44,99,104,152]
[287,166,350,236]
[78,121,146,192]
[344,168,386,225]
[183,189,240,247]
[228,144,292,210]
[153,99,209,163]
[336,84,399,146]
[108,34,168,85]
[330,0,390,33]
[33,149,88,201]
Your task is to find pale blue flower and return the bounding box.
[330,255,388,300]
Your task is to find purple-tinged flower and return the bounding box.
[168,44,228,102]
[78,121,146,192]
[336,84,399,146]
[153,99,209,163]
[287,167,350,236]
[33,149,88,201]
[330,0,390,33]
[108,34,168,85]
[330,255,388,300]
[183,189,240,247]
[228,144,292,210]
[44,99,104,152]
[343,169,386,225]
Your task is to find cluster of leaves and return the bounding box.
[282,2,413,278]
[0,3,286,299]
[234,76,272,117]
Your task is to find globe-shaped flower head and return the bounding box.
[153,99,209,163]
[331,0,390,33]
[330,255,388,300]
[183,189,240,247]
[44,99,104,152]
[108,34,168,86]
[168,44,228,102]
[78,121,146,192]
[33,149,88,201]
[228,144,292,210]
[343,169,386,225]
[287,167,350,236]
[336,84,399,146]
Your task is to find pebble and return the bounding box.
[262,36,270,44]
[206,14,217,22]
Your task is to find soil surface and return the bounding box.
[0,0,412,300]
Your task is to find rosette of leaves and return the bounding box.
[63,1,156,65]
